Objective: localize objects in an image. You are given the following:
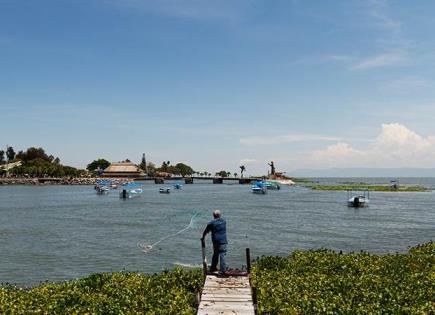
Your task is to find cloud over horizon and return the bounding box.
[300,123,435,169]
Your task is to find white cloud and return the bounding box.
[239,158,256,164]
[240,134,341,146]
[303,123,435,168]
[351,51,405,70]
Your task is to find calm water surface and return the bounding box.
[1,178,434,286]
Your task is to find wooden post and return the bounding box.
[201,238,207,277]
[246,248,251,274]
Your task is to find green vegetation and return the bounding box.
[157,161,195,177]
[310,184,430,192]
[0,268,203,315]
[1,243,434,314]
[251,242,435,314]
[86,159,111,172]
[8,147,84,178]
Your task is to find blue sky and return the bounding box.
[2,0,435,174]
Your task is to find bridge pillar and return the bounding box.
[239,178,252,184]
[154,178,164,184]
[185,177,193,184]
[213,178,223,184]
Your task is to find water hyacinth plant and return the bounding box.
[251,242,434,314]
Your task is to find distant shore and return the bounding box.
[0,177,129,186]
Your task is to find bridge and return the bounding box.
[134,177,257,184]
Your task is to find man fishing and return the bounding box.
[201,209,227,275]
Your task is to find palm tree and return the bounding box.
[240,165,246,178]
[234,172,238,178]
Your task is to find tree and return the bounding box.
[139,153,147,171]
[240,165,246,178]
[146,162,156,176]
[53,157,60,164]
[6,146,15,161]
[216,170,228,177]
[174,163,194,177]
[18,147,50,163]
[86,159,110,171]
[234,172,238,178]
[226,172,231,177]
[0,150,4,164]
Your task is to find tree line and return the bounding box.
[1,146,83,177]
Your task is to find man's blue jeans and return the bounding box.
[211,243,227,273]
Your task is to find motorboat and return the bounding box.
[95,180,112,194]
[174,183,182,189]
[96,185,110,194]
[159,188,171,194]
[264,180,281,190]
[347,190,369,207]
[252,180,267,194]
[120,183,143,199]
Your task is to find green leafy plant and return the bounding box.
[251,242,435,314]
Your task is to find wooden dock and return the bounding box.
[197,275,255,315]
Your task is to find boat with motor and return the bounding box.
[252,180,267,194]
[347,190,369,207]
[159,188,171,194]
[264,180,281,190]
[120,183,143,199]
[174,183,182,189]
[95,180,112,194]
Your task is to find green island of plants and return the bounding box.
[309,184,431,192]
[1,243,434,314]
[251,241,435,314]
[0,268,203,314]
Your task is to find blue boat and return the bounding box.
[252,180,267,194]
[120,183,143,199]
[174,183,182,189]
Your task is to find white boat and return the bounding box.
[252,181,267,194]
[270,178,295,186]
[96,186,110,194]
[120,183,143,199]
[159,188,171,194]
[347,190,369,207]
[252,186,267,194]
[264,180,281,190]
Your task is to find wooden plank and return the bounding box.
[197,275,255,315]
[202,287,251,294]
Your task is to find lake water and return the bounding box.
[1,178,434,286]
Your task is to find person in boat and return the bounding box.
[201,209,227,275]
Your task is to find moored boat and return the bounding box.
[120,183,143,199]
[347,190,369,207]
[252,180,267,194]
[159,188,171,194]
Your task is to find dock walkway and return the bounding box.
[197,275,255,315]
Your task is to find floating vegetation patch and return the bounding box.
[0,268,203,314]
[251,242,435,314]
[309,184,431,192]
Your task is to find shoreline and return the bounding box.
[0,177,130,186]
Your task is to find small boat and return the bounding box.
[95,180,112,194]
[120,183,143,199]
[159,188,171,194]
[96,185,110,194]
[174,183,182,189]
[252,180,267,194]
[264,180,281,190]
[347,190,369,207]
[390,180,399,189]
